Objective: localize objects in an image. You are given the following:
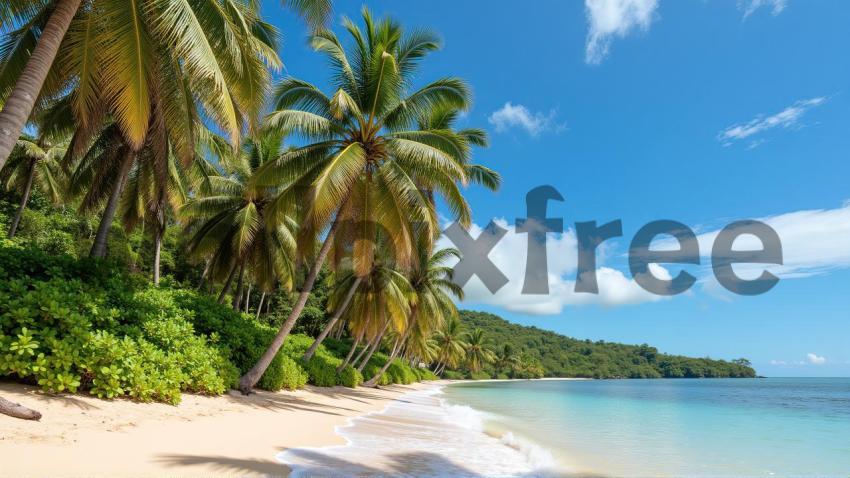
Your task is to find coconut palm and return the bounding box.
[433,316,467,376]
[181,129,298,307]
[494,343,520,376]
[239,8,484,392]
[2,132,68,238]
[341,257,415,372]
[117,143,190,284]
[363,246,463,387]
[0,0,331,171]
[464,328,496,374]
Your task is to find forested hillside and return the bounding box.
[459,310,756,379]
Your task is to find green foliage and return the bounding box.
[457,310,757,379]
[0,244,238,404]
[469,371,491,380]
[259,355,308,391]
[338,365,362,388]
[443,370,464,380]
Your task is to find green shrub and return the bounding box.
[495,372,510,380]
[338,365,362,388]
[258,354,308,391]
[469,371,491,380]
[362,363,391,385]
[443,370,464,380]
[417,368,439,381]
[386,359,417,384]
[0,244,253,403]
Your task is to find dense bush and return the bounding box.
[0,243,237,404]
[469,371,492,380]
[443,370,464,380]
[338,365,362,388]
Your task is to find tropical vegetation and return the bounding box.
[0,2,755,421]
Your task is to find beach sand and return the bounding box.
[0,379,445,477]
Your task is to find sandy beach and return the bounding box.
[0,380,445,477]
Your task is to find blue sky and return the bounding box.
[264,1,850,376]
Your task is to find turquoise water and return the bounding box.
[442,378,850,477]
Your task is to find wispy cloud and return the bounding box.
[738,0,787,19]
[584,0,659,65]
[806,353,827,365]
[717,97,826,147]
[652,200,850,283]
[488,102,565,137]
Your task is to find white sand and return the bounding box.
[0,380,445,477]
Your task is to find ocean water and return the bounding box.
[279,378,850,477]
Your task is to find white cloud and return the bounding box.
[438,219,668,315]
[488,102,564,137]
[718,97,826,147]
[660,201,850,282]
[769,360,787,365]
[806,353,826,365]
[738,0,787,19]
[584,0,659,65]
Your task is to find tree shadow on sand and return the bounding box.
[157,448,609,478]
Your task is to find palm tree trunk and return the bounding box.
[90,149,135,258]
[238,212,345,393]
[152,227,163,285]
[255,292,266,320]
[217,263,238,303]
[303,277,361,362]
[357,318,391,373]
[244,284,252,312]
[0,0,82,170]
[7,158,36,238]
[336,329,364,372]
[0,395,41,420]
[350,334,370,370]
[232,262,246,311]
[363,313,418,387]
[197,259,212,290]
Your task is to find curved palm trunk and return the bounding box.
[349,334,371,370]
[7,158,37,238]
[232,262,246,311]
[357,318,391,373]
[90,149,135,258]
[217,263,238,303]
[363,313,418,388]
[0,395,41,420]
[336,329,364,372]
[244,285,252,312]
[197,259,211,290]
[238,213,344,394]
[0,0,82,169]
[255,292,266,320]
[303,277,361,362]
[152,227,163,285]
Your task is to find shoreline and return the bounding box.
[0,379,447,477]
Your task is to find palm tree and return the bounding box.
[181,129,298,307]
[433,316,467,376]
[494,344,520,376]
[239,8,480,392]
[464,328,496,374]
[0,0,81,171]
[117,143,189,284]
[302,269,361,362]
[363,246,463,387]
[2,133,68,238]
[0,0,331,171]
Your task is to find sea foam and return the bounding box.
[278,385,560,477]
